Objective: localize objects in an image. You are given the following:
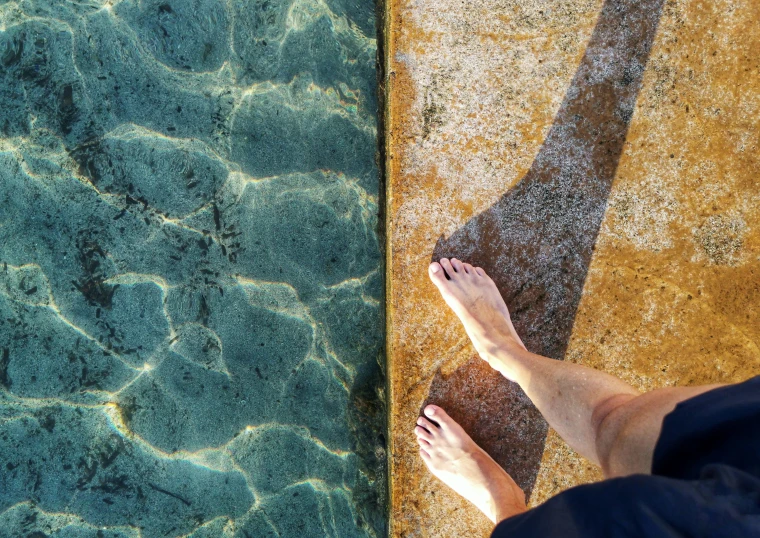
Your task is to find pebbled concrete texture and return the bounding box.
[0,0,385,536]
[386,0,760,536]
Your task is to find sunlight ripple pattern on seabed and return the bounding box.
[0,0,385,536]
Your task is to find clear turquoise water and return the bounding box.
[0,0,384,536]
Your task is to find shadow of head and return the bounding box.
[426,0,666,499]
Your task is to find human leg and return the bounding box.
[428,258,725,477]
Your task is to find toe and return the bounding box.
[428,262,448,287]
[463,263,474,274]
[424,405,453,430]
[419,448,431,460]
[439,258,456,279]
[416,436,431,447]
[415,425,433,441]
[451,258,464,272]
[417,416,440,434]
[474,267,485,277]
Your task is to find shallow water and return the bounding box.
[0,0,384,536]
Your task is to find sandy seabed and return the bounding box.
[0,0,385,536]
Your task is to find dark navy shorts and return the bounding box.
[492,376,760,537]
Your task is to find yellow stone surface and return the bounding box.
[386,0,760,536]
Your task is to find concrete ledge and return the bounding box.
[386,0,760,535]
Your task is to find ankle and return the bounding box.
[492,492,528,524]
[472,323,517,356]
[481,457,527,523]
[476,335,525,378]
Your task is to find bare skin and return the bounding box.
[417,258,725,525]
[415,404,527,523]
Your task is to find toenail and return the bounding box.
[430,263,440,273]
[425,406,436,416]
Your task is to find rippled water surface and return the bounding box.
[0,0,384,535]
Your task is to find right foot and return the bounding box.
[415,405,527,523]
[429,258,526,379]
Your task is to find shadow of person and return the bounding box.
[424,0,666,499]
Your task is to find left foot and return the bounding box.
[415,405,527,523]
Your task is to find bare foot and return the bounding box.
[415,404,527,523]
[429,258,525,379]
